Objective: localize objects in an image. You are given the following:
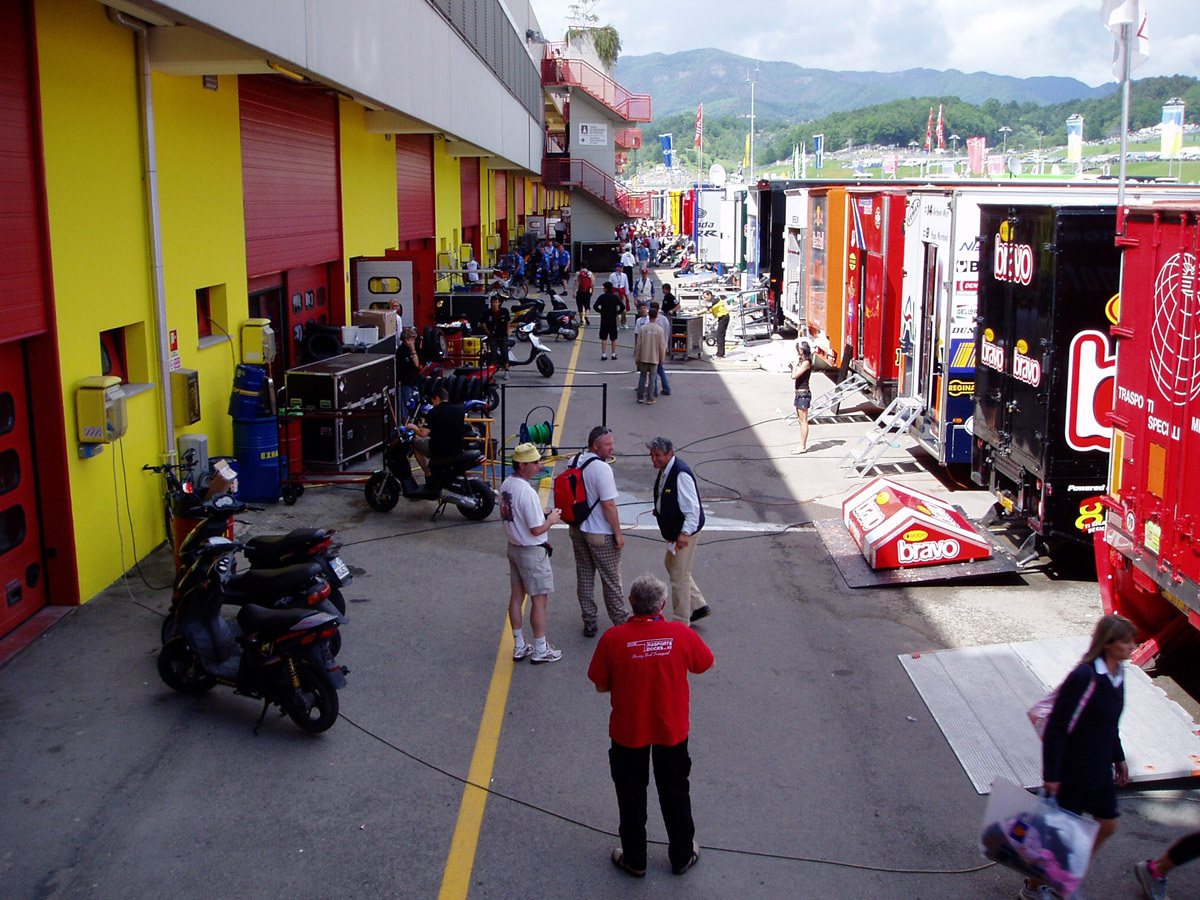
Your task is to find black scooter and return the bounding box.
[162,495,348,652]
[365,413,496,520]
[157,534,348,734]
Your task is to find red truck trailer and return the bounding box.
[846,187,907,407]
[1098,202,1200,662]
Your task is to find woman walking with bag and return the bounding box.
[1020,614,1138,900]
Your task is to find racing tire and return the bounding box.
[458,479,496,521]
[365,472,401,512]
[157,638,217,695]
[286,660,340,734]
[535,354,554,378]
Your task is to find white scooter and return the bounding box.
[507,322,554,377]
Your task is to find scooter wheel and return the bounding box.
[282,483,303,505]
[536,354,554,377]
[485,385,501,412]
[157,638,216,695]
[560,326,579,342]
[459,479,496,521]
[365,472,401,512]
[287,660,339,734]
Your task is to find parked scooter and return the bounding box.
[163,495,347,653]
[504,322,554,376]
[156,534,347,734]
[540,295,579,341]
[365,411,496,520]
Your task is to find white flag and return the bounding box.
[1100,0,1149,80]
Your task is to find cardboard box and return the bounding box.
[353,308,397,337]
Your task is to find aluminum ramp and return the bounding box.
[900,637,1200,794]
[839,397,924,477]
[808,373,869,421]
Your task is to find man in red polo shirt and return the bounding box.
[587,574,715,877]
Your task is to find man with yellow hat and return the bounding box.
[500,443,563,664]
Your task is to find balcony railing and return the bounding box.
[542,156,651,218]
[615,128,642,150]
[541,49,651,122]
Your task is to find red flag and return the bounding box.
[936,104,945,150]
[694,103,704,148]
[924,107,934,153]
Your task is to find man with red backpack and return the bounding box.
[561,426,630,636]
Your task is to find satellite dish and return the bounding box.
[709,163,727,187]
[1008,157,1024,177]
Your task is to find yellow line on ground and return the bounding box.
[436,331,584,900]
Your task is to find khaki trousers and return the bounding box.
[664,533,706,622]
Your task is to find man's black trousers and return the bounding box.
[608,738,694,871]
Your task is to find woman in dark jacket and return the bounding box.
[1021,614,1138,900]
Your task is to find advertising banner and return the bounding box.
[1161,102,1184,159]
[967,137,986,175]
[883,154,897,176]
[659,133,674,168]
[814,133,825,170]
[1067,116,1084,163]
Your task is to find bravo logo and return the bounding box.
[1012,339,1042,386]
[897,537,962,563]
[1065,330,1116,452]
[980,327,1005,372]
[994,222,1034,286]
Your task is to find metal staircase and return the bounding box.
[808,373,870,421]
[838,397,924,477]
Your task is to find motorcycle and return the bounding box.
[487,268,528,301]
[365,414,496,520]
[156,534,348,734]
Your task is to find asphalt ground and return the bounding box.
[3,276,1200,900]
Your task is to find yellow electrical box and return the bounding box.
[172,368,201,426]
[241,318,276,365]
[76,376,128,444]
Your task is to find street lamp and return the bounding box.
[998,125,1012,155]
[950,133,960,153]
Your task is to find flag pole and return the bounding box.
[1117,22,1132,209]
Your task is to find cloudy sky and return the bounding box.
[531,0,1199,87]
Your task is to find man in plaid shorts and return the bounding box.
[569,426,631,636]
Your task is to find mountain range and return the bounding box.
[615,49,1117,123]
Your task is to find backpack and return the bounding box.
[1027,670,1096,740]
[553,454,600,525]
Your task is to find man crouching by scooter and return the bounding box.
[411,386,465,478]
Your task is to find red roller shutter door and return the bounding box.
[239,76,340,277]
[0,0,47,343]
[396,134,434,242]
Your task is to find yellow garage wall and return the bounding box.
[481,164,496,266]
[432,138,461,288]
[339,100,399,306]
[152,71,248,459]
[37,0,167,602]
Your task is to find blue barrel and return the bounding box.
[232,417,281,503]
[228,364,267,419]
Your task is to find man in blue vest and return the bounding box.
[647,437,710,624]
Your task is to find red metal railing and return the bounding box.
[615,127,642,149]
[542,156,651,218]
[541,47,651,122]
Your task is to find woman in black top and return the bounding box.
[396,327,421,420]
[789,342,812,454]
[1021,614,1137,900]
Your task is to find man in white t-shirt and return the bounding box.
[610,268,630,329]
[500,443,563,664]
[568,426,630,636]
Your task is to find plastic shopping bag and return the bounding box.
[980,777,1100,896]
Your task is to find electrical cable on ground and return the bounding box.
[340,713,995,876]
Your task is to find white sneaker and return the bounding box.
[513,644,533,661]
[529,643,562,664]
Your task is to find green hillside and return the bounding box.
[633,76,1200,173]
